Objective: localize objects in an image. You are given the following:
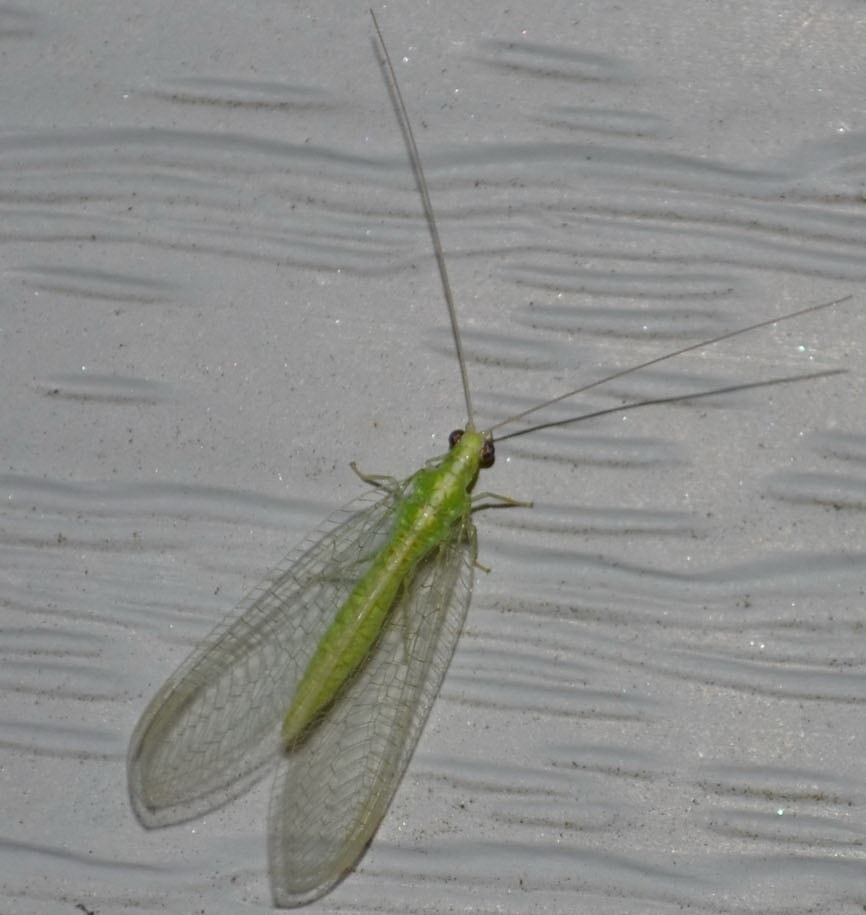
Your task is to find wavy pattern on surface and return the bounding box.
[1,12,864,915]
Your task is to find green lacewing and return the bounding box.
[127,11,848,908]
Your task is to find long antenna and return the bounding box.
[488,295,851,436]
[370,10,476,427]
[371,11,850,445]
[495,367,847,442]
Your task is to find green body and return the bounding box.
[280,428,485,745]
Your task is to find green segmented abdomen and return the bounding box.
[280,429,485,745]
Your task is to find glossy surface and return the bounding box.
[1,3,864,914]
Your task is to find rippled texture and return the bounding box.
[2,4,865,914]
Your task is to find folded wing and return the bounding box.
[127,486,406,828]
[267,515,476,907]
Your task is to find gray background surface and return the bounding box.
[2,1,865,912]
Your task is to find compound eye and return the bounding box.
[448,429,464,449]
[480,439,495,468]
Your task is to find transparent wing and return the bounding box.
[127,484,408,828]
[268,515,477,908]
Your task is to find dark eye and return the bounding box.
[480,439,495,468]
[448,429,463,449]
